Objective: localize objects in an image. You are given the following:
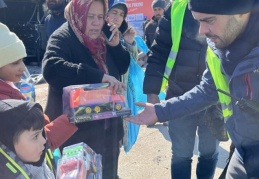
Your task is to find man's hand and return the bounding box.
[124,102,159,125]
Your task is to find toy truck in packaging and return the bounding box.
[56,142,102,179]
[63,83,131,123]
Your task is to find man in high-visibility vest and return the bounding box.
[126,0,259,177]
[142,1,222,178]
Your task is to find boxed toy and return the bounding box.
[56,142,102,179]
[63,83,131,123]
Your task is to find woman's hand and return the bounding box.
[102,74,125,94]
[123,27,136,44]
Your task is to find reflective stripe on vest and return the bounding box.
[0,147,30,179]
[0,147,54,179]
[46,149,54,173]
[161,0,187,92]
[207,47,233,121]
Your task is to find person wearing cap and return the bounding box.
[0,99,55,178]
[106,1,141,89]
[0,22,78,151]
[139,1,223,178]
[107,2,138,61]
[144,0,166,49]
[126,0,259,178]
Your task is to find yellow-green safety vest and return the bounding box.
[163,0,233,121]
[160,0,187,92]
[207,48,233,121]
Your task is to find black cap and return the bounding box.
[188,0,256,15]
[152,0,166,10]
[109,2,128,17]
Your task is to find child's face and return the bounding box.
[0,59,26,83]
[14,128,46,163]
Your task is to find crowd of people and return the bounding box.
[0,0,259,178]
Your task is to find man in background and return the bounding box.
[140,0,166,70]
[44,0,67,39]
[144,0,166,49]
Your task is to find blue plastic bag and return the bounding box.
[124,38,165,152]
[135,35,149,54]
[52,148,61,167]
[124,57,146,152]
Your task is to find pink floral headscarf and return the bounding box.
[65,0,108,74]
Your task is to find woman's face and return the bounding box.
[14,128,46,163]
[86,1,105,40]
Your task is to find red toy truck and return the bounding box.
[70,88,125,114]
[63,83,131,123]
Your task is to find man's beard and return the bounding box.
[155,15,161,20]
[47,3,63,11]
[205,16,244,49]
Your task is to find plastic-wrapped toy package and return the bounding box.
[63,83,131,123]
[56,142,102,179]
[15,67,35,102]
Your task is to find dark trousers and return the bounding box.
[103,126,121,179]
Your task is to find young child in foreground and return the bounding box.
[0,99,55,178]
[0,22,77,150]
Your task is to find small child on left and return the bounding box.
[0,23,77,150]
[0,99,55,178]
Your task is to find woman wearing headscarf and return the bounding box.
[42,0,130,178]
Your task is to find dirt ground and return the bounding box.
[35,82,231,179]
[118,124,231,179]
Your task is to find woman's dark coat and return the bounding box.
[42,22,130,178]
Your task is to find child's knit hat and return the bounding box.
[0,23,27,68]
